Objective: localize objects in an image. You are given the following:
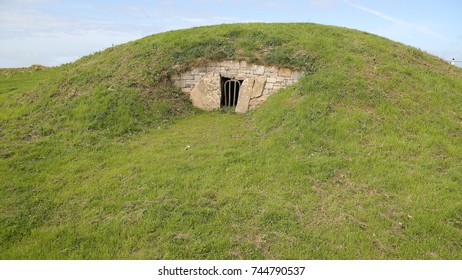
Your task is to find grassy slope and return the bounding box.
[1,23,462,259]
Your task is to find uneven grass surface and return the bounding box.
[1,23,462,259]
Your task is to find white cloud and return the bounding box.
[344,0,448,41]
[0,1,156,67]
[0,5,61,32]
[344,0,402,25]
[0,29,142,67]
[2,0,458,67]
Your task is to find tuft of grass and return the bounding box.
[1,23,462,259]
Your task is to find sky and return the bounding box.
[1,0,461,68]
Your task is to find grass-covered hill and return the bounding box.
[1,23,462,259]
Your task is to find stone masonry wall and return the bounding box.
[171,60,303,112]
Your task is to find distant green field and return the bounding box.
[1,23,462,259]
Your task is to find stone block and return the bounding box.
[229,70,239,77]
[273,85,284,91]
[258,95,268,101]
[265,83,274,90]
[182,88,192,94]
[249,95,268,109]
[278,67,292,77]
[235,78,255,113]
[223,60,239,69]
[240,61,247,69]
[254,65,265,75]
[267,77,277,83]
[251,77,266,98]
[266,66,278,74]
[248,99,259,110]
[182,75,195,80]
[190,72,221,111]
[196,67,207,72]
[186,80,197,88]
[291,71,303,80]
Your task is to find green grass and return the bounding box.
[1,23,462,259]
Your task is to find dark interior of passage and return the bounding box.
[221,77,243,107]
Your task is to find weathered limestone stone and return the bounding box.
[251,77,266,98]
[190,72,221,111]
[291,71,303,80]
[278,67,292,77]
[266,66,278,74]
[265,82,274,90]
[235,78,255,113]
[182,88,192,94]
[248,95,268,109]
[267,77,277,83]
[235,76,266,113]
[174,60,304,111]
[254,65,265,75]
[185,80,196,86]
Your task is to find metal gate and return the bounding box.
[223,79,242,107]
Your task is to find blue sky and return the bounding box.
[1,0,461,68]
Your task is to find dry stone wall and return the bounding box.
[171,60,303,112]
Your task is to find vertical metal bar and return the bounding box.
[231,81,235,106]
[224,80,228,107]
[228,81,232,107]
[226,80,229,106]
[229,80,232,106]
[223,79,242,107]
[229,81,232,106]
[232,80,236,107]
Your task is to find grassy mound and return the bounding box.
[1,23,462,259]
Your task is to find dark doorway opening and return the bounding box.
[221,77,243,107]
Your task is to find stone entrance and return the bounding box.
[171,60,303,113]
[221,77,242,108]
